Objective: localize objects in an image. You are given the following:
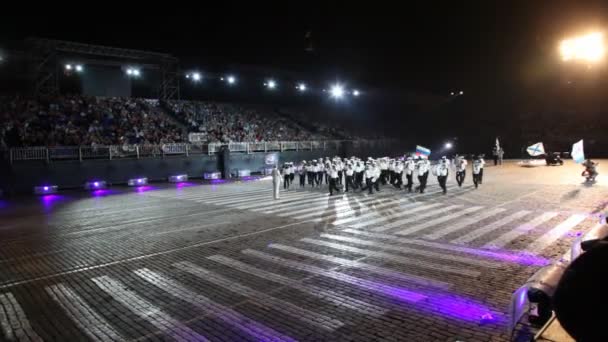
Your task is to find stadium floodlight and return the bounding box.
[266,80,277,89]
[297,83,307,92]
[450,92,455,96]
[125,67,141,77]
[192,72,201,81]
[227,75,236,84]
[75,64,83,73]
[352,89,360,96]
[560,32,605,62]
[459,90,464,95]
[330,84,345,99]
[445,142,453,149]
[65,64,73,70]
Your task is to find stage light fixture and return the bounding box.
[128,177,148,186]
[330,84,345,99]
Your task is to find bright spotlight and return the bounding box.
[445,142,453,149]
[267,80,276,89]
[132,69,140,77]
[330,84,345,99]
[450,92,455,96]
[459,90,464,95]
[126,69,133,75]
[75,65,83,72]
[227,75,236,84]
[65,64,73,70]
[560,32,605,62]
[191,72,201,81]
[352,89,360,96]
[297,83,307,91]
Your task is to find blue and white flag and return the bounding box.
[415,145,431,157]
[526,142,545,156]
[571,139,585,164]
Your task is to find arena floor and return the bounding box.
[1,160,606,341]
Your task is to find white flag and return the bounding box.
[571,140,585,164]
[526,142,545,156]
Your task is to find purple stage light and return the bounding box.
[85,181,107,190]
[169,174,188,183]
[34,185,58,195]
[128,177,148,186]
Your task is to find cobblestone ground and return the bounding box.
[1,160,606,342]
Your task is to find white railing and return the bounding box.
[6,140,395,163]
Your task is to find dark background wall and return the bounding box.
[0,143,405,195]
[81,66,131,98]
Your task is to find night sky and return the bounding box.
[2,2,608,151]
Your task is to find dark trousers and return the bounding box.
[473,173,481,188]
[338,171,343,184]
[283,175,290,189]
[299,174,306,187]
[329,178,341,195]
[456,170,466,187]
[405,173,413,191]
[316,172,323,186]
[356,172,364,188]
[393,172,403,188]
[493,156,498,166]
[438,175,447,194]
[417,171,429,193]
[290,174,295,183]
[479,169,484,184]
[345,175,355,192]
[361,178,374,194]
[380,170,388,185]
[307,172,315,186]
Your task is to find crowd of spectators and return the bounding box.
[1,95,184,148]
[168,101,332,143]
[0,95,355,149]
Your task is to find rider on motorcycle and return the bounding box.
[582,159,599,182]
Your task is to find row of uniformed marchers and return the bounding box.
[272,155,486,199]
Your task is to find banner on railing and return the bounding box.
[188,133,206,143]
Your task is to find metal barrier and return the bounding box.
[7,139,395,163]
[10,147,48,162]
[228,142,248,153]
[248,142,266,153]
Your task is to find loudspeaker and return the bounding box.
[554,241,608,341]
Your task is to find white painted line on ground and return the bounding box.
[46,284,124,342]
[450,211,532,244]
[374,205,463,232]
[134,268,295,342]
[255,194,330,213]
[483,212,559,249]
[148,221,231,236]
[173,261,343,331]
[423,208,507,240]
[267,244,451,289]
[395,206,484,236]
[318,234,500,268]
[350,202,443,229]
[524,214,588,253]
[242,249,428,302]
[299,238,480,277]
[234,192,327,210]
[207,255,388,317]
[0,292,43,342]
[0,219,316,290]
[92,276,209,342]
